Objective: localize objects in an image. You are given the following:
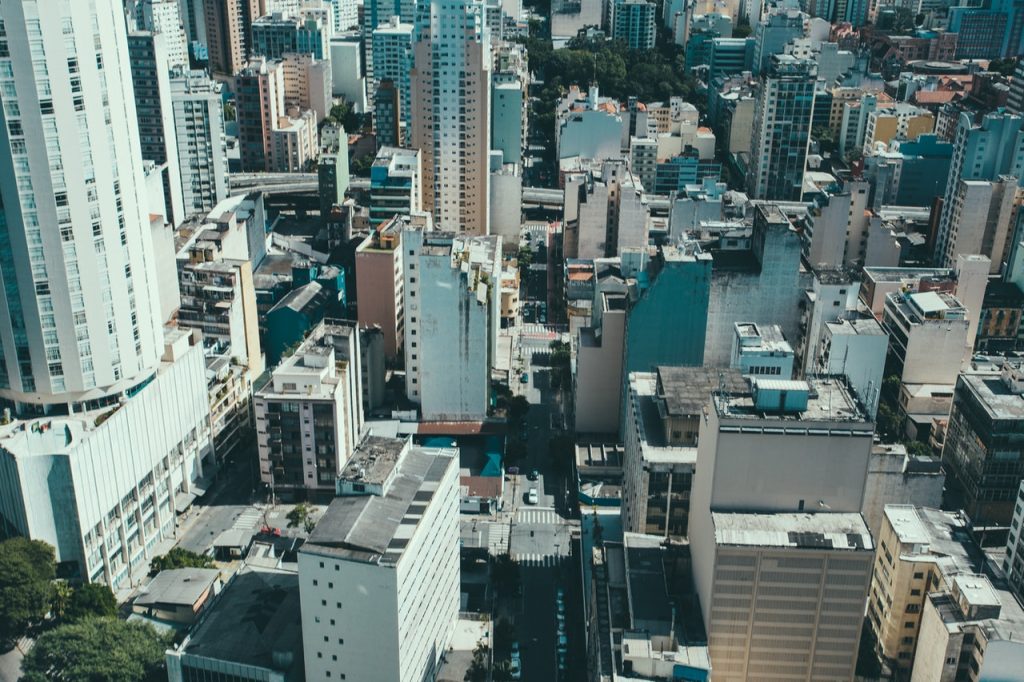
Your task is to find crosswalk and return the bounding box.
[516,508,561,525]
[485,521,510,554]
[520,323,558,337]
[513,553,566,567]
[234,508,262,532]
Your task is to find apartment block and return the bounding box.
[611,0,656,49]
[255,321,364,493]
[881,291,970,386]
[205,0,260,76]
[355,215,408,360]
[729,322,794,378]
[169,68,229,218]
[940,177,1017,274]
[252,10,332,59]
[402,230,501,421]
[299,436,459,682]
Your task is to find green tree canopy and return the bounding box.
[66,583,117,623]
[287,502,319,533]
[0,538,56,644]
[23,618,168,682]
[149,547,214,575]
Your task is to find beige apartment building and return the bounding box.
[355,216,405,360]
[205,0,259,76]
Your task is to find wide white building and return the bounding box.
[169,67,229,217]
[298,436,459,682]
[0,330,212,587]
[402,229,501,421]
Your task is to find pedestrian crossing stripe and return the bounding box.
[512,553,565,567]
[515,509,561,525]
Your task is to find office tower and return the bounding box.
[128,32,186,227]
[402,229,501,420]
[356,216,408,361]
[690,377,875,680]
[611,0,656,50]
[751,8,804,73]
[375,79,402,147]
[492,42,528,166]
[169,67,229,216]
[410,0,491,233]
[936,111,1024,266]
[255,320,364,493]
[707,37,755,83]
[204,0,259,76]
[882,290,970,386]
[622,367,746,539]
[329,0,359,31]
[251,9,332,59]
[368,146,423,227]
[747,55,817,201]
[362,0,418,83]
[138,0,190,67]
[941,177,1017,274]
[318,134,350,216]
[942,360,1024,525]
[299,436,459,682]
[372,17,413,131]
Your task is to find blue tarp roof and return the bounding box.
[422,436,457,448]
[481,452,503,477]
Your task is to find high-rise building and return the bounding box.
[942,360,1024,525]
[936,111,1024,264]
[362,0,417,88]
[611,0,657,50]
[0,0,169,410]
[177,0,208,51]
[128,31,186,227]
[254,320,364,493]
[402,229,501,420]
[356,215,410,361]
[410,0,491,233]
[751,8,804,74]
[204,0,259,76]
[371,17,413,133]
[138,0,190,67]
[299,436,459,682]
[375,79,402,148]
[169,67,229,216]
[689,377,875,680]
[747,54,817,201]
[941,177,1017,274]
[251,9,332,59]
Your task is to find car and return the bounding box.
[520,372,529,384]
[527,488,538,505]
[507,466,519,475]
[511,642,520,656]
[556,588,564,602]
[558,652,568,671]
[557,634,568,653]
[509,656,521,680]
[557,600,565,616]
[527,469,539,481]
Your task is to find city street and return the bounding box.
[497,304,582,682]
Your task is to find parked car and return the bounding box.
[527,469,539,481]
[527,488,538,505]
[557,634,568,653]
[520,372,529,384]
[510,656,521,680]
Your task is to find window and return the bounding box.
[330,619,335,625]
[906,604,920,614]
[322,599,327,606]
[913,572,924,580]
[313,579,318,586]
[902,637,914,645]
[317,652,323,659]
[336,602,342,608]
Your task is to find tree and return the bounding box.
[508,395,531,423]
[813,126,837,156]
[51,580,73,622]
[23,618,168,682]
[149,547,214,575]
[65,583,117,623]
[287,502,318,534]
[989,57,1018,77]
[903,439,934,459]
[0,538,56,645]
[464,641,490,682]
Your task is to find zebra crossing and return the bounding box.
[485,521,510,554]
[520,323,557,337]
[234,508,262,533]
[516,508,561,525]
[513,552,566,568]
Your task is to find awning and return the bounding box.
[174,490,198,514]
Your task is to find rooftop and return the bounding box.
[712,512,873,551]
[656,366,747,418]
[623,533,673,633]
[135,568,220,609]
[338,435,407,486]
[825,316,886,337]
[959,364,1024,420]
[178,567,303,676]
[303,443,456,565]
[714,376,869,425]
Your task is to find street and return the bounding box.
[494,304,583,682]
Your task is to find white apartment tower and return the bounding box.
[138,0,190,68]
[410,0,491,234]
[0,0,166,413]
[299,436,459,682]
[169,67,229,216]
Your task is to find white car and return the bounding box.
[527,488,538,505]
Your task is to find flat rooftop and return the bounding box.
[623,533,673,633]
[961,369,1024,420]
[303,445,456,565]
[656,366,747,418]
[826,316,886,336]
[179,567,302,676]
[135,568,220,609]
[713,512,873,551]
[338,435,407,486]
[714,377,868,424]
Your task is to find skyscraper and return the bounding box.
[169,67,229,216]
[747,54,817,201]
[935,111,1024,267]
[0,0,167,412]
[137,0,190,68]
[204,0,259,76]
[410,0,491,233]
